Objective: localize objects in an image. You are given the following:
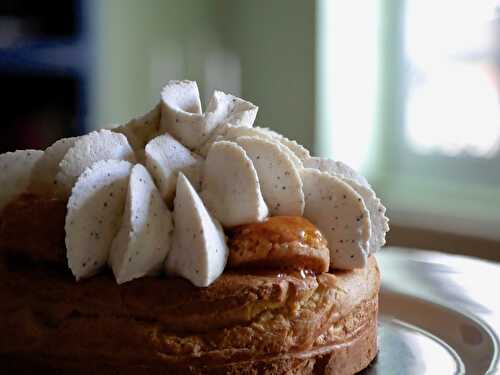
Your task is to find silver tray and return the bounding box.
[363,248,500,374]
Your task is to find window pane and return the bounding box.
[404,0,500,158]
[316,0,380,173]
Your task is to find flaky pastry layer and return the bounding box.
[0,195,380,374]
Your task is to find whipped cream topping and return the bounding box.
[0,79,389,286]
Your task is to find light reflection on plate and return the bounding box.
[365,248,500,374]
[362,317,464,374]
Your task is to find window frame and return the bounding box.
[373,0,500,240]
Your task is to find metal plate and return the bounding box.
[362,248,500,374]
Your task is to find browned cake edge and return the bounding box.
[0,298,377,375]
[0,258,379,374]
[0,195,380,374]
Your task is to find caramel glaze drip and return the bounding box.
[227,216,330,276]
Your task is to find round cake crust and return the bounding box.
[0,257,379,374]
[1,313,377,375]
[0,195,380,374]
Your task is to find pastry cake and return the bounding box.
[0,80,388,374]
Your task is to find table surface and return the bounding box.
[368,247,500,374]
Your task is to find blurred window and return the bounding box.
[318,0,500,239]
[404,0,500,158]
[390,0,500,239]
[316,0,380,172]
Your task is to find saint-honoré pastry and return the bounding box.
[0,80,388,374]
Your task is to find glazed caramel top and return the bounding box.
[227,216,330,274]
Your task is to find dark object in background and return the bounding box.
[0,0,88,153]
[0,1,76,45]
[0,73,79,153]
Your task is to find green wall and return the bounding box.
[92,0,219,128]
[218,0,316,151]
[91,0,316,151]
